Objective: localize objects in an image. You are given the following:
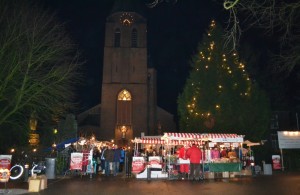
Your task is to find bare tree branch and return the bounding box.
[146,0,178,8]
[223,0,300,75]
[0,0,83,129]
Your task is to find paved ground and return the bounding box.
[1,171,300,195]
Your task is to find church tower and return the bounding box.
[99,1,157,146]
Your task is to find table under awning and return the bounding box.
[206,163,242,172]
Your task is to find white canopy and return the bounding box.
[134,137,165,144]
[162,132,244,143]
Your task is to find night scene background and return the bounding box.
[42,0,220,115]
[40,0,299,117]
[1,0,299,156]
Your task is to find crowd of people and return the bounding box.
[66,141,243,180]
[92,145,128,176]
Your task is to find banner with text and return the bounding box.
[277,131,300,149]
[70,152,83,170]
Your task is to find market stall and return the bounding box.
[132,133,245,179]
[161,132,245,179]
[58,136,113,177]
[132,137,168,179]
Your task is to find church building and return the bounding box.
[77,0,176,146]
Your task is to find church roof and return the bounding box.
[110,0,148,16]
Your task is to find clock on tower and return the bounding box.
[120,12,134,26]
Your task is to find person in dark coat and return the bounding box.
[100,146,107,174]
[104,146,114,176]
[125,149,133,177]
[113,145,121,176]
[92,147,100,174]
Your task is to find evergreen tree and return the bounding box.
[177,20,271,141]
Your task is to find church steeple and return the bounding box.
[100,0,150,146]
[77,0,176,144]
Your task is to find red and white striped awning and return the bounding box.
[163,133,244,143]
[203,133,244,142]
[134,138,165,144]
[164,140,203,146]
[163,133,204,140]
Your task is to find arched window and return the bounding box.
[131,29,137,48]
[114,28,121,47]
[118,89,131,101]
[117,90,132,125]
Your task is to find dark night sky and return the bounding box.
[41,0,299,116]
[41,0,223,115]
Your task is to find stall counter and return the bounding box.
[206,163,242,172]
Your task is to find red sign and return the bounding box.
[272,155,281,170]
[70,153,83,170]
[0,155,12,170]
[0,155,11,183]
[132,157,145,173]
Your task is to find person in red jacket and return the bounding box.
[186,144,202,181]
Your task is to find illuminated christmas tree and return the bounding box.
[177,20,270,140]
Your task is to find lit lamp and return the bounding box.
[29,113,39,146]
[121,126,127,139]
[29,117,37,131]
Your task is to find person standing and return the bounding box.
[186,144,202,181]
[178,145,189,179]
[125,149,133,177]
[100,146,107,174]
[113,145,121,176]
[104,146,114,176]
[221,147,228,158]
[119,147,125,172]
[92,147,100,174]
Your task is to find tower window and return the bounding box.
[114,28,121,47]
[118,89,131,101]
[117,89,132,125]
[131,29,137,48]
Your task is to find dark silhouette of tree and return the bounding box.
[0,0,83,152]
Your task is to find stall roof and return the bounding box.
[44,137,80,152]
[134,137,165,144]
[162,133,244,143]
[134,132,244,145]
[134,137,203,145]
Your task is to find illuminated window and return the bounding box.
[118,89,131,101]
[131,29,137,48]
[117,89,132,125]
[114,28,121,47]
